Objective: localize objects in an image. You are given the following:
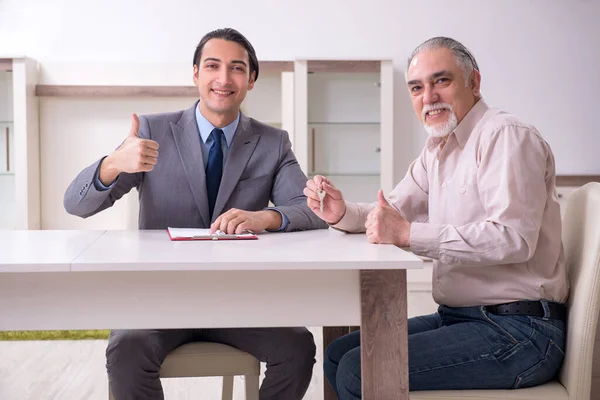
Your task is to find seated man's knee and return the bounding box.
[276,328,316,373]
[323,342,341,390]
[106,330,159,378]
[336,348,362,396]
[324,336,347,367]
[324,331,360,371]
[324,339,342,377]
[293,328,317,369]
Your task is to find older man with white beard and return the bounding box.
[305,37,569,399]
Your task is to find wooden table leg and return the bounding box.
[360,269,408,399]
[323,326,352,400]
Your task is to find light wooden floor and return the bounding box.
[0,328,325,400]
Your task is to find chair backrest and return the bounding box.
[558,183,600,399]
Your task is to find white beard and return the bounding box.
[422,103,458,138]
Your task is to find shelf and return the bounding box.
[306,60,382,73]
[35,61,294,97]
[33,61,386,97]
[0,121,13,124]
[36,85,199,97]
[556,175,600,187]
[0,59,11,71]
[259,61,294,73]
[0,172,14,176]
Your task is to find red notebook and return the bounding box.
[167,227,258,241]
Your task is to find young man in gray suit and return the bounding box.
[64,28,327,400]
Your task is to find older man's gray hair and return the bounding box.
[406,37,480,85]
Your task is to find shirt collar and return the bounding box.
[195,103,239,147]
[426,98,489,152]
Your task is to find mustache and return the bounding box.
[422,103,453,121]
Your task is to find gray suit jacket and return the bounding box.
[64,102,327,231]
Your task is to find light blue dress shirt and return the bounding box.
[195,105,238,169]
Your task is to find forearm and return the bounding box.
[64,159,116,217]
[64,158,139,218]
[275,202,328,231]
[410,220,535,266]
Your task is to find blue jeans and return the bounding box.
[325,304,566,399]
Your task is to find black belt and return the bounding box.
[485,301,566,321]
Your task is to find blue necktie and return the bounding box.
[206,128,224,219]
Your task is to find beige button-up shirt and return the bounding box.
[334,99,569,307]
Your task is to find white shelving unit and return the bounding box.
[293,59,396,203]
[241,70,294,136]
[0,120,14,174]
[0,57,40,230]
[0,66,15,228]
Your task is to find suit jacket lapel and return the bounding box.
[212,114,260,219]
[171,102,211,227]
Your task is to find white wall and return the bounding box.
[1,0,599,175]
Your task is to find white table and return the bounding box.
[0,230,104,272]
[0,228,423,399]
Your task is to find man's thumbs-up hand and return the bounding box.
[364,190,411,247]
[377,189,390,208]
[129,113,140,138]
[98,114,160,186]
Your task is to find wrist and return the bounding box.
[330,204,347,225]
[263,210,282,230]
[99,154,121,186]
[398,222,411,247]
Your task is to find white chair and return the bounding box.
[411,182,600,400]
[109,342,260,400]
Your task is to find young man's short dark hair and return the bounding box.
[193,28,259,82]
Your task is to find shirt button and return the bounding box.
[441,182,447,187]
[460,188,466,194]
